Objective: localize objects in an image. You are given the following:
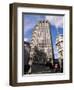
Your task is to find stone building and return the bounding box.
[56,34,63,71]
[28,20,54,73]
[56,34,63,59]
[24,42,30,74]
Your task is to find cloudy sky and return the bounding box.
[23,14,63,59]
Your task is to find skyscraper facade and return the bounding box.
[28,20,53,73]
[56,34,63,59]
[56,34,63,71]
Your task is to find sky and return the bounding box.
[23,14,63,59]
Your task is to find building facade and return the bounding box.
[56,34,63,59]
[28,20,53,73]
[56,34,63,71]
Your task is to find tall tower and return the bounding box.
[56,34,63,71]
[56,34,63,59]
[28,20,53,73]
